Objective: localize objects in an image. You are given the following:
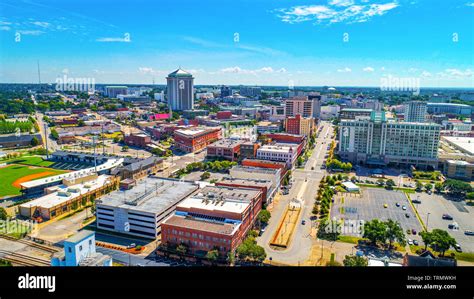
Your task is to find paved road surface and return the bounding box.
[257,121,334,264]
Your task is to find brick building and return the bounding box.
[240,142,260,159]
[124,134,152,147]
[161,185,262,257]
[206,139,244,161]
[216,111,232,120]
[241,158,287,180]
[216,177,274,204]
[174,127,222,153]
[285,114,314,136]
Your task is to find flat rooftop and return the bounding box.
[175,127,219,137]
[443,136,474,156]
[97,178,198,214]
[208,138,245,148]
[164,214,239,235]
[218,177,273,188]
[20,175,112,209]
[230,165,280,175]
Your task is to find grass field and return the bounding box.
[4,156,55,167]
[0,164,66,198]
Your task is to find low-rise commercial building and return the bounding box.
[256,144,298,167]
[216,177,274,203]
[96,178,198,239]
[240,142,260,159]
[174,127,222,153]
[161,185,262,257]
[0,133,43,148]
[206,139,244,161]
[241,159,287,180]
[124,133,152,147]
[111,156,164,180]
[20,174,120,221]
[229,166,281,193]
[443,160,474,181]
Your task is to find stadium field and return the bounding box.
[0,164,67,198]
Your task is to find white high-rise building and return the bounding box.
[166,68,194,111]
[404,101,427,123]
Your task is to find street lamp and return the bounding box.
[426,213,431,231]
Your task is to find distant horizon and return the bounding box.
[1,0,472,88]
[1,82,473,91]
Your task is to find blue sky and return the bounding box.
[0,0,473,87]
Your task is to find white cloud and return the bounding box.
[0,26,10,31]
[31,21,51,28]
[408,67,418,73]
[444,68,473,77]
[337,67,352,73]
[17,30,44,35]
[96,35,131,42]
[363,66,374,72]
[219,66,286,75]
[138,67,155,74]
[380,66,385,71]
[466,2,474,7]
[421,71,432,77]
[329,0,355,7]
[275,1,399,25]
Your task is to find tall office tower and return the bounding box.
[166,68,194,111]
[308,94,322,118]
[105,86,128,98]
[338,111,440,169]
[404,101,427,122]
[220,85,232,97]
[285,96,313,118]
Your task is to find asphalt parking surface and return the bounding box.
[331,188,423,242]
[413,192,474,253]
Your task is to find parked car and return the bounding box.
[405,213,410,218]
[448,223,459,230]
[412,199,421,204]
[127,243,136,249]
[413,240,419,246]
[464,230,474,236]
[301,220,306,225]
[408,239,413,245]
[402,205,407,210]
[412,229,417,235]
[396,203,400,207]
[455,244,462,252]
[442,214,453,220]
[383,204,388,208]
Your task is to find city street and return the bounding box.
[257,121,335,264]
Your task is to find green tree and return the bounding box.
[50,128,59,140]
[424,183,433,192]
[443,179,472,197]
[343,255,368,267]
[205,249,219,263]
[415,180,423,191]
[434,182,444,193]
[385,219,406,248]
[0,207,7,221]
[420,231,434,251]
[176,244,187,256]
[30,136,40,146]
[121,145,129,152]
[363,219,387,246]
[429,229,457,257]
[200,171,211,180]
[385,179,396,189]
[257,210,271,225]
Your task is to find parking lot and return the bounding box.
[331,188,423,244]
[413,192,474,253]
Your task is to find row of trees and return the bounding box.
[174,160,237,178]
[235,230,266,263]
[0,119,35,134]
[325,158,352,172]
[363,219,406,249]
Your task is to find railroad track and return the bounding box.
[0,234,59,254]
[0,250,50,266]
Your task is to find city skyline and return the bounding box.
[0,0,473,87]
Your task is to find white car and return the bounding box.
[402,205,407,210]
[408,239,413,245]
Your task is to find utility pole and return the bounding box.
[43,123,49,159]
